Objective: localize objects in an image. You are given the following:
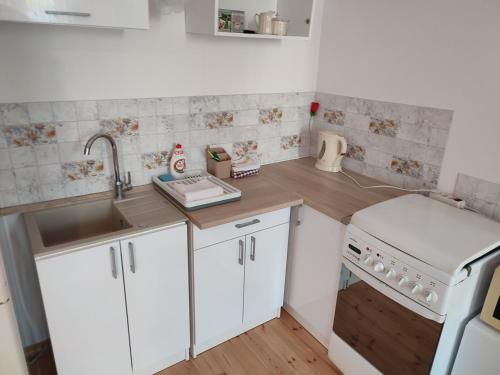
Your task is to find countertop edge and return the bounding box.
[193,198,304,229]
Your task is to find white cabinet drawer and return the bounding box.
[193,208,291,250]
[0,0,149,29]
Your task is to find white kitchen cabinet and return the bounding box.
[36,241,132,375]
[243,224,289,324]
[0,0,149,29]
[192,208,291,355]
[284,205,345,347]
[194,237,245,346]
[36,224,189,375]
[122,226,190,375]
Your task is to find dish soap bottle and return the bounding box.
[170,143,186,179]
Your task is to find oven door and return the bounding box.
[333,260,443,375]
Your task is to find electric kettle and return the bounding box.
[315,131,347,172]
[255,11,275,34]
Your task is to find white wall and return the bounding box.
[317,0,500,192]
[0,0,323,103]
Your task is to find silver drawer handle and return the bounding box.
[128,242,136,274]
[110,247,118,279]
[238,240,244,265]
[235,219,260,229]
[250,236,256,261]
[45,10,91,17]
[0,297,10,306]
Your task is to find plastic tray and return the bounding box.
[153,170,241,211]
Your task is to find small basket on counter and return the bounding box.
[207,147,232,179]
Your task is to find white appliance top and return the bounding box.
[351,194,500,276]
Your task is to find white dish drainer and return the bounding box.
[153,170,241,211]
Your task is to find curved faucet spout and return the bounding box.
[83,133,132,199]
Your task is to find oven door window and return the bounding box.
[333,264,443,375]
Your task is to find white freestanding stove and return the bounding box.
[329,194,500,375]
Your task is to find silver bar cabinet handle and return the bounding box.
[235,219,260,229]
[45,10,91,17]
[128,242,136,274]
[110,247,118,279]
[250,236,256,261]
[238,240,244,265]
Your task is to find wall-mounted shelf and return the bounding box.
[185,0,315,40]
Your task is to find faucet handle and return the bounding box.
[124,171,133,191]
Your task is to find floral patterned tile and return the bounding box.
[142,151,170,170]
[1,123,58,147]
[232,141,258,160]
[346,144,366,161]
[390,156,423,178]
[205,111,234,129]
[62,160,105,181]
[33,123,57,144]
[323,110,345,126]
[369,118,399,137]
[2,125,36,147]
[259,108,283,125]
[100,118,139,138]
[281,135,302,150]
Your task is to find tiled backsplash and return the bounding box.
[454,174,500,222]
[0,93,313,208]
[313,93,453,189]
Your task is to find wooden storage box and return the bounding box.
[207,148,232,179]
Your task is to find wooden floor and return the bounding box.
[158,310,342,375]
[27,310,341,375]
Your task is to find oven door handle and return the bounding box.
[342,258,445,323]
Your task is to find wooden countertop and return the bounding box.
[155,174,303,229]
[261,157,405,224]
[160,157,404,229]
[1,157,405,231]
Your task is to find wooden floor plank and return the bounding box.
[158,311,341,375]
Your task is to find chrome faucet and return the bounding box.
[83,133,132,200]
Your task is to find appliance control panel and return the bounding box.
[343,232,449,315]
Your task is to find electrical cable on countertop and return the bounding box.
[340,170,439,193]
[340,170,480,213]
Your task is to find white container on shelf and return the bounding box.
[255,11,274,34]
[272,16,289,36]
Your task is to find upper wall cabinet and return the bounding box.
[185,0,315,40]
[0,0,149,29]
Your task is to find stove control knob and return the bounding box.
[373,261,385,273]
[385,268,396,279]
[398,275,409,286]
[424,290,438,303]
[411,283,423,295]
[363,255,374,266]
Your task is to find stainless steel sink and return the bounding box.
[30,199,132,247]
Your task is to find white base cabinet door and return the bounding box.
[284,205,346,347]
[192,208,291,355]
[122,225,189,375]
[244,223,289,324]
[194,237,245,346]
[36,242,132,375]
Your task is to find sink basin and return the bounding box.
[31,199,132,247]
